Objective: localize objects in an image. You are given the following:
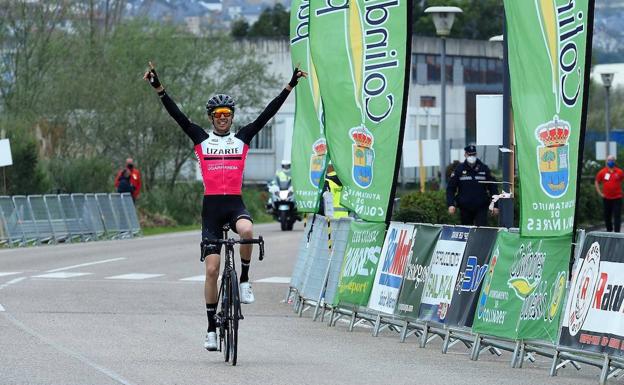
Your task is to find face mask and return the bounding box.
[466,156,477,164]
[608,160,616,168]
[127,164,134,170]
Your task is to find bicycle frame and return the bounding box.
[201,226,264,365]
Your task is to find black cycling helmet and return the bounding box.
[206,94,236,114]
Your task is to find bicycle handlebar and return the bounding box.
[200,236,265,261]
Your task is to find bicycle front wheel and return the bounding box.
[228,269,240,366]
[222,273,231,363]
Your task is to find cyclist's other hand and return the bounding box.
[143,61,162,89]
[288,67,308,88]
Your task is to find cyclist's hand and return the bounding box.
[143,61,162,89]
[288,67,308,88]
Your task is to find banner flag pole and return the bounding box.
[571,0,596,268]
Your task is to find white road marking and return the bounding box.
[106,273,164,280]
[0,277,27,290]
[3,312,138,385]
[0,304,5,312]
[0,272,21,277]
[180,275,205,282]
[254,276,291,284]
[46,257,125,273]
[32,272,92,279]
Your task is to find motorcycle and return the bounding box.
[266,178,298,231]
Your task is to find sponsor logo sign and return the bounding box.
[472,231,571,342]
[417,226,470,324]
[368,223,416,314]
[559,234,624,356]
[335,221,387,308]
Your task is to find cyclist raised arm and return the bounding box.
[144,62,306,351]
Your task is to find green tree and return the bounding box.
[3,130,50,195]
[1,12,278,195]
[414,0,504,40]
[248,4,289,38]
[231,18,249,38]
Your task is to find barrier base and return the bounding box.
[550,347,624,385]
[372,313,403,337]
[470,333,509,361]
[399,319,424,343]
[442,326,474,354]
[420,322,447,348]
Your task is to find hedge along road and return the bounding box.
[0,222,598,385]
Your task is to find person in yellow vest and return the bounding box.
[319,163,349,218]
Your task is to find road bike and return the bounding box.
[201,225,264,366]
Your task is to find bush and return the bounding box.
[4,133,50,195]
[138,183,272,227]
[576,178,603,226]
[242,187,272,223]
[46,156,114,193]
[393,190,457,225]
[139,183,203,226]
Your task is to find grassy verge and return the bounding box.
[141,217,275,237]
[142,224,200,236]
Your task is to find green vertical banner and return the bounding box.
[335,221,386,307]
[471,232,570,342]
[290,0,327,213]
[309,0,411,222]
[504,0,592,236]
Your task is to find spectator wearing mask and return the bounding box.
[115,158,142,201]
[595,155,624,232]
[116,168,135,196]
[446,145,499,226]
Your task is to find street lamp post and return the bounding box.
[601,72,614,158]
[425,6,462,190]
[489,31,514,228]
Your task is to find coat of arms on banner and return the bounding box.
[350,126,374,188]
[535,118,570,198]
[309,139,327,188]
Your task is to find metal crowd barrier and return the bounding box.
[0,193,141,247]
[290,220,624,385]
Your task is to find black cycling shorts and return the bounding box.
[201,195,253,256]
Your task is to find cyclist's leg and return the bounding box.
[228,197,254,279]
[227,197,255,303]
[235,217,253,266]
[202,203,223,336]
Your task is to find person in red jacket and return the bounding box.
[114,158,142,201]
[595,155,624,232]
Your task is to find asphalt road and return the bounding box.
[0,222,602,385]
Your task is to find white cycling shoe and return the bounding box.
[239,282,255,304]
[204,331,217,351]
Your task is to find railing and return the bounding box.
[288,216,624,385]
[0,193,141,247]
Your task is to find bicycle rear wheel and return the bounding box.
[228,269,240,366]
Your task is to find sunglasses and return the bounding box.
[211,108,233,118]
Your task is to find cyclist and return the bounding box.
[144,62,306,351]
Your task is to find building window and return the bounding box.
[234,119,273,150]
[249,123,272,150]
[425,54,453,83]
[430,125,439,140]
[419,124,428,140]
[420,96,436,108]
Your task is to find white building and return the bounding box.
[194,37,504,184]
